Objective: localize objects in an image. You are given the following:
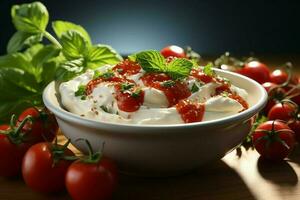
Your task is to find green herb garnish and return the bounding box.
[75,85,86,100]
[131,89,142,98]
[121,83,134,92]
[203,63,214,76]
[191,83,199,93]
[133,50,193,80]
[161,80,176,87]
[100,105,109,113]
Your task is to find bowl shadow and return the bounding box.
[113,160,255,200]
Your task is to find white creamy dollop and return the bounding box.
[59,65,248,125]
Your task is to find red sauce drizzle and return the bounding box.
[113,60,141,75]
[86,76,129,95]
[141,73,191,106]
[190,69,213,83]
[176,100,205,123]
[114,84,144,112]
[215,84,248,111]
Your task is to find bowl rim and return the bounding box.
[43,68,268,129]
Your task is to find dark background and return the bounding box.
[1,0,300,56]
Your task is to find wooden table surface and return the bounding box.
[0,55,300,200]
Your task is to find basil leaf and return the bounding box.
[167,58,193,80]
[60,30,88,60]
[41,55,65,86]
[52,20,92,45]
[7,31,43,53]
[86,44,122,69]
[11,2,49,33]
[23,43,44,60]
[0,53,34,74]
[31,45,60,82]
[135,50,166,73]
[55,58,85,81]
[0,68,42,123]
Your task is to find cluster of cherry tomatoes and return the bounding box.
[161,45,300,161]
[0,107,117,200]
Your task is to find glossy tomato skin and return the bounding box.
[252,121,295,160]
[66,157,118,200]
[0,125,31,177]
[160,45,186,58]
[18,107,58,144]
[270,69,288,84]
[22,143,74,193]
[238,61,270,84]
[288,120,300,143]
[268,103,295,122]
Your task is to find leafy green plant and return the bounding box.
[0,1,122,123]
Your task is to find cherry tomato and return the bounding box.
[270,69,298,85]
[270,69,288,84]
[18,107,58,143]
[66,157,118,200]
[0,125,31,177]
[22,142,74,193]
[238,61,270,84]
[268,102,296,121]
[252,120,295,160]
[288,120,300,143]
[161,45,186,58]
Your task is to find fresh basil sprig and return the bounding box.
[132,50,193,80]
[0,1,122,123]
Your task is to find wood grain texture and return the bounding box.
[0,56,299,200]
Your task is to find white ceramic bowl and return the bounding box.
[43,69,267,176]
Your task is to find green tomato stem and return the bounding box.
[44,31,62,49]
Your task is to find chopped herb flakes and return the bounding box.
[191,83,199,93]
[75,85,87,100]
[131,89,142,98]
[161,80,176,87]
[121,83,134,92]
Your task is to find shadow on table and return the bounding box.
[114,160,255,200]
[257,156,298,187]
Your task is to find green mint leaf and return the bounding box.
[203,63,214,76]
[60,30,88,60]
[7,31,43,53]
[11,2,49,34]
[167,58,193,80]
[161,80,176,87]
[55,58,85,82]
[128,54,136,62]
[41,55,65,86]
[52,20,92,45]
[23,43,44,60]
[86,44,122,69]
[135,50,166,73]
[75,85,86,98]
[191,83,199,93]
[120,83,134,92]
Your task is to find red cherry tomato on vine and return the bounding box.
[66,139,118,200]
[268,102,296,122]
[22,142,74,193]
[270,69,288,84]
[0,125,31,177]
[161,45,186,58]
[252,120,295,160]
[66,157,118,200]
[18,107,58,143]
[238,61,270,84]
[288,120,300,143]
